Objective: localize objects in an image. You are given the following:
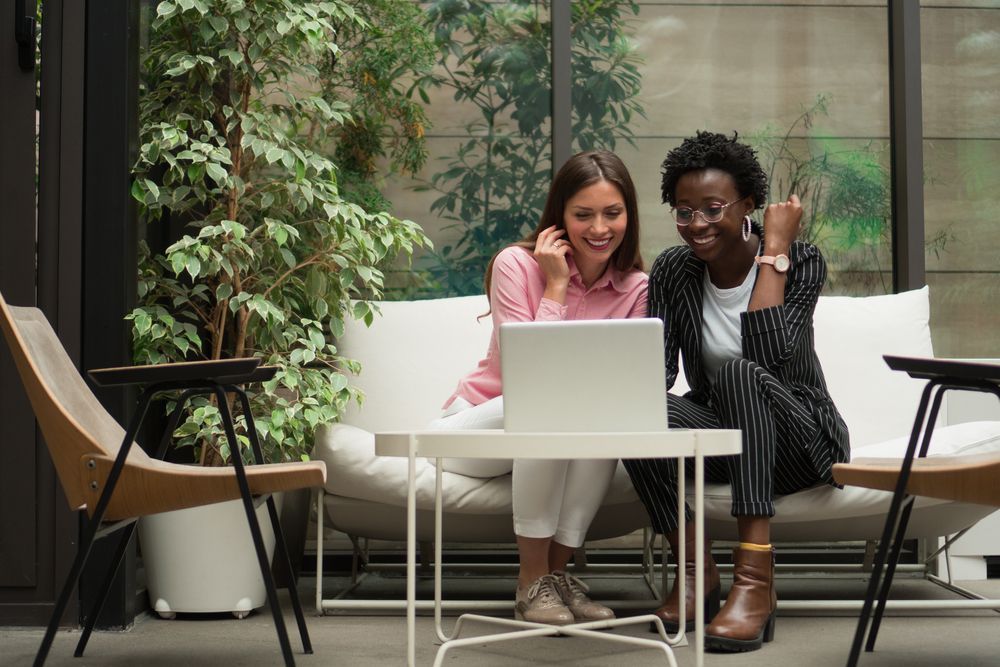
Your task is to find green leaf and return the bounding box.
[133,310,152,335]
[208,16,228,34]
[205,162,228,186]
[352,301,369,322]
[273,225,288,246]
[329,316,344,339]
[216,283,233,301]
[220,48,242,66]
[330,373,348,392]
[308,329,325,348]
[130,179,145,203]
[185,255,201,279]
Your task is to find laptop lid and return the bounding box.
[499,318,667,433]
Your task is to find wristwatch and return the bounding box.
[755,254,791,273]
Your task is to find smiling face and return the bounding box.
[563,179,628,281]
[673,168,754,267]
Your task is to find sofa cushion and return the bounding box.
[700,420,1000,540]
[339,296,492,432]
[314,423,641,514]
[812,286,934,448]
[316,418,1000,540]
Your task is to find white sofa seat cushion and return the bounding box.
[316,419,1000,540]
[314,423,641,515]
[700,421,1000,540]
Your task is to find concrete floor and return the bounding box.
[4,574,1000,667]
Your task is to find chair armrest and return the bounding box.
[88,358,262,387]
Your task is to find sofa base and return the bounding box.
[322,493,650,544]
[322,489,997,545]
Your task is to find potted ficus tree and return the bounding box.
[129,0,431,616]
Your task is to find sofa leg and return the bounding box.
[419,541,432,572]
[348,535,369,586]
[863,540,877,571]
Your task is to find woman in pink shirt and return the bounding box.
[430,150,648,626]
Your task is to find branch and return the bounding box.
[263,255,325,298]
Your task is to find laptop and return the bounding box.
[499,318,667,433]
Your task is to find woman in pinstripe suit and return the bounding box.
[623,131,849,652]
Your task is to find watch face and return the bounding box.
[774,255,791,272]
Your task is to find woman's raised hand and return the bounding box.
[763,194,803,250]
[533,225,572,285]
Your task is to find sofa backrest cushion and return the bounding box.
[812,286,934,447]
[339,295,492,431]
[340,286,934,449]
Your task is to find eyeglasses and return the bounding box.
[671,197,746,226]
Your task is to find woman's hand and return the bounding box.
[534,225,572,303]
[762,194,802,253]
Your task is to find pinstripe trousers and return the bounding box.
[624,358,826,535]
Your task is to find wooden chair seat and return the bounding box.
[82,455,327,521]
[833,452,1000,507]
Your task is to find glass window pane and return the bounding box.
[921,3,1000,358]
[581,1,892,296]
[382,1,553,297]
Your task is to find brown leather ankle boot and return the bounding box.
[649,524,721,634]
[704,545,776,652]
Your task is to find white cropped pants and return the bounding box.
[428,396,617,548]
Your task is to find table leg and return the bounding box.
[407,437,417,667]
[674,462,686,645]
[435,459,448,642]
[316,487,324,614]
[695,444,705,667]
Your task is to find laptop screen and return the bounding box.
[499,318,668,433]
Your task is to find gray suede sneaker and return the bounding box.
[515,574,575,626]
[553,570,615,621]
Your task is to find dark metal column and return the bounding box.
[78,0,141,630]
[0,0,45,617]
[550,0,571,173]
[888,0,925,293]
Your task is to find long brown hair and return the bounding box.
[483,150,644,301]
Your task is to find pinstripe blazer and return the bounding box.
[648,230,850,480]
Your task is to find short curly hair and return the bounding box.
[660,131,768,210]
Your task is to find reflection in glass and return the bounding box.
[385,2,645,297]
[921,4,1000,358]
[591,2,893,296]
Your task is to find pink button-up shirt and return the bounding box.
[445,245,649,408]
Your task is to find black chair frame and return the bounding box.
[847,356,1000,666]
[35,364,312,667]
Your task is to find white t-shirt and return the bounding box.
[701,267,756,384]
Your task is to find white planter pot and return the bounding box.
[139,495,283,618]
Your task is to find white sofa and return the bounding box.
[313,286,1000,549]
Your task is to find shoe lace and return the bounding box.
[526,574,565,609]
[554,570,590,603]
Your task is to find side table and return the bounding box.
[375,428,742,667]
